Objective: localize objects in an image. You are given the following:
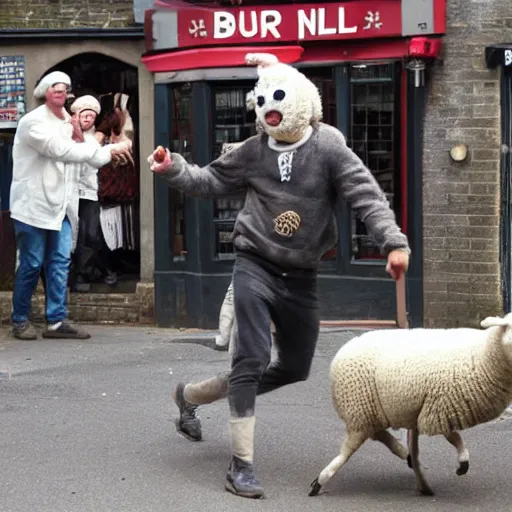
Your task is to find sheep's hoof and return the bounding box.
[456,461,469,476]
[407,455,413,469]
[308,478,322,497]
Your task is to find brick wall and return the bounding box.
[422,0,511,327]
[0,0,135,29]
[0,283,154,325]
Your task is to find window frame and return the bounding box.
[210,81,258,263]
[344,61,404,278]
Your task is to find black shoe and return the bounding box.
[225,456,265,499]
[28,311,45,325]
[42,322,91,339]
[104,270,117,286]
[173,382,202,441]
[12,322,37,340]
[70,282,91,293]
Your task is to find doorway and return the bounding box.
[44,52,141,293]
[500,68,512,311]
[0,131,15,291]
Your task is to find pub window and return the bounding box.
[211,84,257,260]
[348,63,400,261]
[169,83,194,262]
[302,67,338,263]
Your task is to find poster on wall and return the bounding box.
[0,56,26,129]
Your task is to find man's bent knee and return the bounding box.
[271,361,312,384]
[230,357,268,386]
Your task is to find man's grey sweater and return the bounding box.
[161,123,410,270]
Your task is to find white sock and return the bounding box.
[229,416,255,463]
[48,321,63,331]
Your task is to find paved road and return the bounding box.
[1,325,511,512]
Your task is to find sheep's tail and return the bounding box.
[481,313,512,329]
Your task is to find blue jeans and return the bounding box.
[12,218,72,325]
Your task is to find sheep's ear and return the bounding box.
[245,53,279,68]
[481,316,511,329]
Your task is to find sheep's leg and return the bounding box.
[372,430,408,461]
[308,431,367,497]
[445,431,469,476]
[407,428,434,496]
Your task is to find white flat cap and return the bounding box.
[33,71,71,99]
[70,95,101,115]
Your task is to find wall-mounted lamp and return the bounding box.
[449,144,468,162]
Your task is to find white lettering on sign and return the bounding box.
[240,10,258,38]
[260,10,282,38]
[189,19,207,38]
[505,49,512,66]
[213,12,236,39]
[213,9,282,39]
[363,11,383,30]
[297,7,357,39]
[318,8,336,35]
[338,7,358,34]
[298,9,316,38]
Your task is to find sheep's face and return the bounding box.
[248,62,322,144]
[481,312,512,363]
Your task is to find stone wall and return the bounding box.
[422,0,510,327]
[1,0,135,29]
[0,283,154,325]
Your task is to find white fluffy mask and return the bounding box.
[245,53,322,144]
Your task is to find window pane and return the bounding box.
[169,83,194,263]
[306,67,337,127]
[212,85,257,260]
[303,67,338,262]
[348,64,398,261]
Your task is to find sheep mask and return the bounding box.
[245,53,322,144]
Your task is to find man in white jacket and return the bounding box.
[10,71,131,340]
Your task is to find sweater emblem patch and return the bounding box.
[273,210,301,238]
[277,151,294,182]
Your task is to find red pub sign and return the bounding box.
[164,0,403,49]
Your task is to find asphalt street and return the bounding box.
[1,325,512,512]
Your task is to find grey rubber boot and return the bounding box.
[172,375,229,441]
[225,456,265,499]
[225,416,264,499]
[173,382,202,441]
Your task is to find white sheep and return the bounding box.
[308,313,512,497]
[213,140,242,355]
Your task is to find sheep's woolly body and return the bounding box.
[331,327,512,437]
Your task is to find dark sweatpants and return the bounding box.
[229,251,320,418]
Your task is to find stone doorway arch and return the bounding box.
[40,52,142,292]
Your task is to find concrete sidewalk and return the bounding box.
[1,325,511,512]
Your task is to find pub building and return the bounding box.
[142,0,446,328]
[486,44,512,316]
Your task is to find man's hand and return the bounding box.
[147,147,172,174]
[386,249,410,280]
[70,114,84,142]
[111,140,134,166]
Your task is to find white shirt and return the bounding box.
[79,129,101,202]
[10,104,112,231]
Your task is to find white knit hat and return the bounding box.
[33,71,71,99]
[70,95,101,115]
